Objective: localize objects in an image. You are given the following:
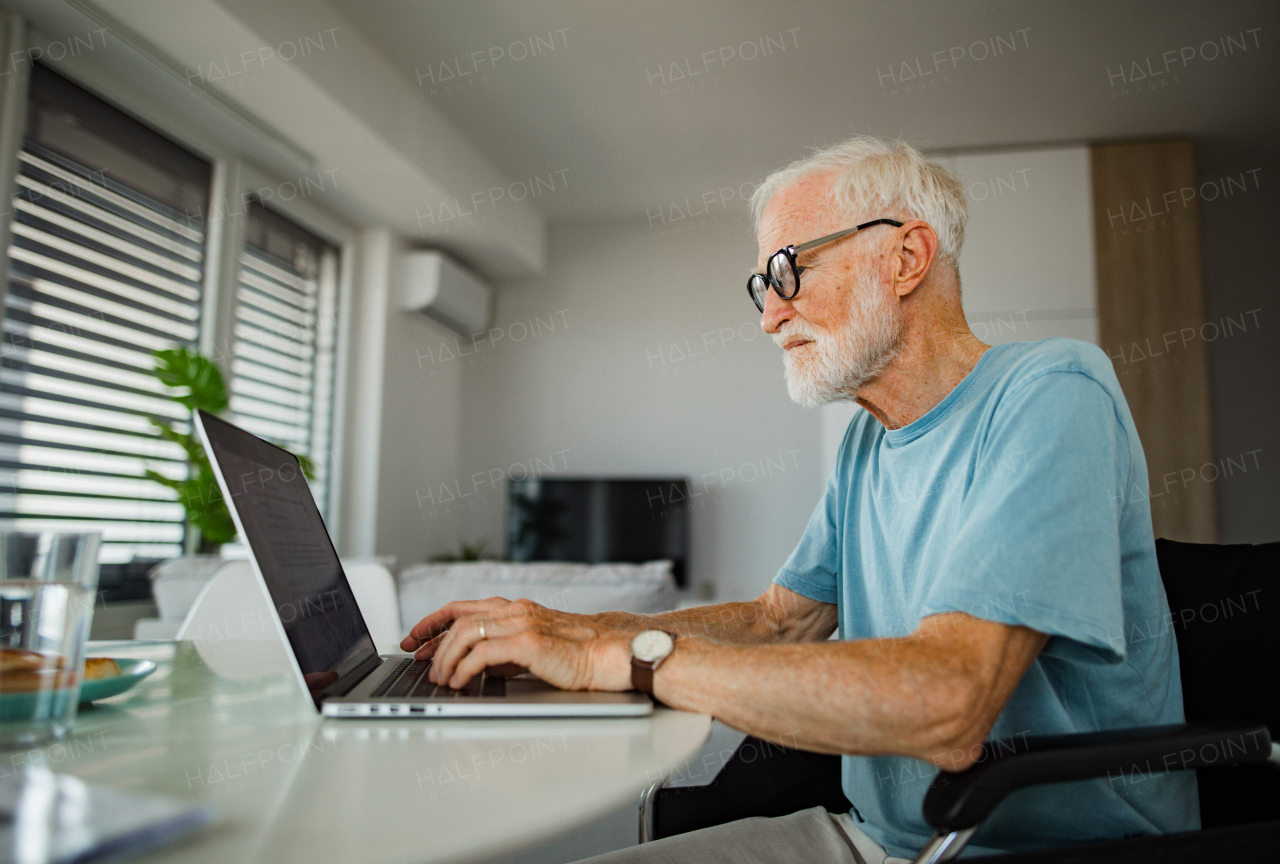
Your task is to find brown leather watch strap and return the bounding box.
[631,657,656,696]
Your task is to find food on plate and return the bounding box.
[0,647,51,675]
[83,657,122,681]
[0,649,121,691]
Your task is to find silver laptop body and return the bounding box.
[194,410,652,719]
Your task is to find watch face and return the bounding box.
[631,630,674,663]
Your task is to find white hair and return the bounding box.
[749,136,968,267]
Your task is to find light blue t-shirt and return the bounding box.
[774,339,1199,858]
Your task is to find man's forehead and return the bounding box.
[756,173,843,257]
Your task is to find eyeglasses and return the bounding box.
[747,218,904,313]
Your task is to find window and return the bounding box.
[0,65,343,566]
[0,65,211,564]
[231,201,338,510]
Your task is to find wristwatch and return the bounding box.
[630,630,676,696]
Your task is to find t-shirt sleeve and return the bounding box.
[921,370,1131,663]
[773,468,842,605]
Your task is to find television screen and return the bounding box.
[506,478,689,587]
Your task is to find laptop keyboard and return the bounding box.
[370,658,506,700]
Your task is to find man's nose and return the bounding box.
[760,287,793,335]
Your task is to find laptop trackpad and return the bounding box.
[501,677,650,705]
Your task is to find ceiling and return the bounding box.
[327,0,1279,223]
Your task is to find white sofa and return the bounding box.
[135,558,679,643]
[396,560,678,633]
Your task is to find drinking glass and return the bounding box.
[0,532,101,747]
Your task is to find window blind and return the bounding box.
[0,65,211,563]
[231,200,338,512]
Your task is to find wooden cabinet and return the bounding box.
[1091,141,1216,542]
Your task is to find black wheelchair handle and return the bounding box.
[922,721,1273,832]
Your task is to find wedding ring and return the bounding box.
[478,620,487,641]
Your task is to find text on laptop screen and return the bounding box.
[201,414,375,683]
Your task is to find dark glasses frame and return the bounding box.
[747,218,904,313]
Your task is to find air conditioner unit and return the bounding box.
[400,251,493,335]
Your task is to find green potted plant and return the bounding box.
[427,538,491,563]
[144,347,314,554]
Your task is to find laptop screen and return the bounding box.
[198,412,376,692]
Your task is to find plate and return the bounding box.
[0,659,157,719]
[78,658,157,704]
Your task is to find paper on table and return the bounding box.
[0,766,216,864]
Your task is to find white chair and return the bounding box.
[167,558,399,665]
[175,562,291,680]
[136,556,401,642]
[173,560,404,678]
[342,562,402,653]
[133,556,231,640]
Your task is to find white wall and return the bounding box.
[821,146,1101,483]
[340,229,465,569]
[450,216,823,601]
[374,257,467,570]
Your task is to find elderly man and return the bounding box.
[401,137,1197,861]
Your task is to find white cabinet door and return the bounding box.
[947,146,1098,346]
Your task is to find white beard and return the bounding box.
[775,269,905,408]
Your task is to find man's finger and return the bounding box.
[429,614,503,684]
[449,638,528,689]
[403,609,457,649]
[403,623,450,653]
[407,601,473,641]
[404,597,510,648]
[410,631,447,660]
[426,624,460,676]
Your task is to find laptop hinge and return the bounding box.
[317,652,384,703]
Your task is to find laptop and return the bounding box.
[194,410,653,719]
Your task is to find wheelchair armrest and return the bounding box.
[922,722,1273,833]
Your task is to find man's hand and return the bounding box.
[399,597,634,691]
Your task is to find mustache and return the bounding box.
[773,317,824,349]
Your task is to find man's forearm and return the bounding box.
[651,637,963,762]
[589,585,833,645]
[648,614,1049,769]
[590,602,776,644]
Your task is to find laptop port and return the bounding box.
[409,705,426,714]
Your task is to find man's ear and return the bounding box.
[892,221,939,298]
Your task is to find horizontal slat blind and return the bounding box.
[0,142,206,562]
[230,202,337,513]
